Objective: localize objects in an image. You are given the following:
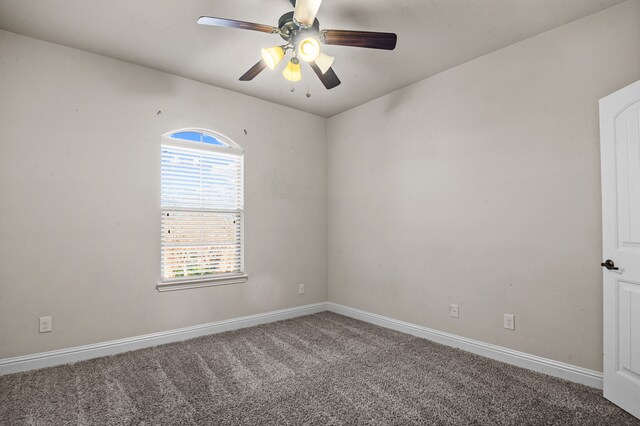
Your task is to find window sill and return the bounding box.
[156,274,248,292]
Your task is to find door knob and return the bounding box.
[601,259,619,270]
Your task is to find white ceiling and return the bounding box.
[0,0,625,117]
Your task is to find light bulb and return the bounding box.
[283,58,302,82]
[261,46,285,70]
[298,38,320,63]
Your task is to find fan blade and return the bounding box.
[310,62,341,89]
[320,29,397,50]
[294,0,322,27]
[239,60,268,81]
[197,16,279,34]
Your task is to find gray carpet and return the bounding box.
[0,312,638,425]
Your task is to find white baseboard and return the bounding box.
[327,302,603,389]
[0,302,328,376]
[0,301,604,389]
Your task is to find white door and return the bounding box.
[600,79,640,419]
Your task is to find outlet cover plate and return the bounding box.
[504,314,515,330]
[39,316,52,333]
[449,304,459,318]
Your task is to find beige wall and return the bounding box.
[0,30,327,358]
[327,0,640,371]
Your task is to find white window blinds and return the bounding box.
[160,136,244,288]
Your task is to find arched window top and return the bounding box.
[162,128,242,154]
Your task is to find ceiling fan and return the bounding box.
[197,0,397,90]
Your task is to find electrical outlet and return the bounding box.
[449,304,459,318]
[298,284,305,294]
[504,314,515,330]
[39,316,52,333]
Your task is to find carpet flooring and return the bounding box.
[1,312,638,425]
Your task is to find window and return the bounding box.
[157,129,246,291]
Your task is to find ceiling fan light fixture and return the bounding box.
[315,52,334,74]
[283,58,302,82]
[198,1,397,90]
[298,38,320,62]
[261,46,285,70]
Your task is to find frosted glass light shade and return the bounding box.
[261,46,285,70]
[315,52,334,74]
[293,0,322,27]
[298,38,320,63]
[283,60,302,82]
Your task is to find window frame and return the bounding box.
[157,128,247,292]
